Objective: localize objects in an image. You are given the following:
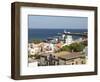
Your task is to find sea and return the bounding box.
[28,29,87,42]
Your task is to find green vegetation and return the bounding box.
[32,39,42,44]
[28,54,40,59]
[60,45,70,51]
[58,42,85,52]
[28,54,34,58]
[34,54,40,59]
[69,43,85,52]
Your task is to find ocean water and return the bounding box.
[28,29,87,42]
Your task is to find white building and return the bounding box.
[28,61,38,67]
[28,43,41,56]
[62,33,66,40]
[62,34,73,46]
[62,30,73,45]
[42,43,54,53]
[83,46,88,56]
[65,35,73,45]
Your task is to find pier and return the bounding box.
[57,32,87,37]
[64,32,87,37]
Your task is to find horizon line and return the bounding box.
[28,28,87,29]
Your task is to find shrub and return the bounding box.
[69,43,85,52]
[32,39,42,44]
[59,43,85,52]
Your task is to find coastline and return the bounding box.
[28,29,88,66]
[28,28,87,42]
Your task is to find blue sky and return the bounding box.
[28,15,88,29]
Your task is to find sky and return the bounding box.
[28,15,88,29]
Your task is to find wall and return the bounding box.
[0,0,100,82]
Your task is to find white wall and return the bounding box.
[0,0,100,82]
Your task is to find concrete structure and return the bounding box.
[83,46,88,56]
[65,35,73,45]
[37,52,86,66]
[58,52,86,65]
[28,43,41,55]
[42,43,54,53]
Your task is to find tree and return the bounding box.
[61,45,70,51]
[32,39,42,44]
[69,43,85,52]
[58,42,85,52]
